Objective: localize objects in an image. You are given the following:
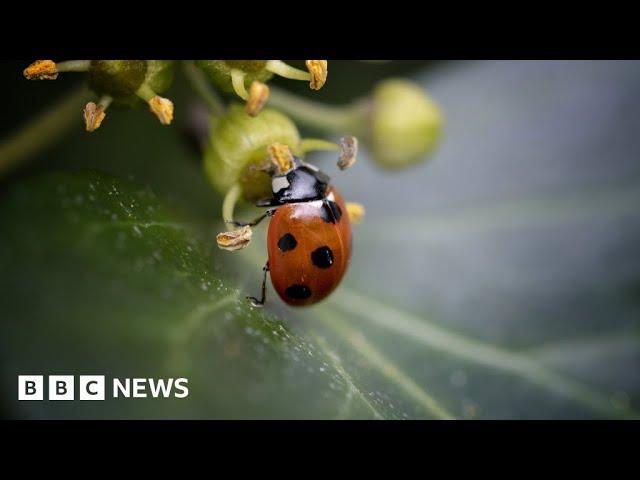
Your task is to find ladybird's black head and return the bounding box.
[258,157,331,206]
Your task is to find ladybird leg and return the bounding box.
[226,208,276,228]
[247,261,269,307]
[222,184,275,227]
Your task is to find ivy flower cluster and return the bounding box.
[22,59,443,249]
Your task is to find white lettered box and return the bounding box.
[18,375,44,400]
[79,375,105,400]
[49,375,74,400]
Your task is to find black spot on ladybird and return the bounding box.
[285,284,312,300]
[277,233,297,252]
[311,246,334,269]
[320,200,342,224]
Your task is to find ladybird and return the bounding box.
[228,155,352,307]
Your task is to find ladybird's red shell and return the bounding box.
[266,187,352,306]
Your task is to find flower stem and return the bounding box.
[222,183,242,224]
[182,61,226,117]
[56,60,91,73]
[299,138,340,153]
[265,60,311,81]
[230,69,249,100]
[268,86,365,134]
[0,86,93,179]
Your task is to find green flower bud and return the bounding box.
[203,104,301,202]
[88,60,146,98]
[23,59,178,131]
[195,60,273,94]
[195,60,327,117]
[88,60,176,107]
[366,79,443,169]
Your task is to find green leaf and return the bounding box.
[0,171,384,419]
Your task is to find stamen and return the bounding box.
[56,60,91,73]
[346,202,365,224]
[23,60,58,80]
[230,69,249,100]
[149,96,174,125]
[299,138,340,154]
[83,103,105,132]
[222,184,242,226]
[338,136,358,170]
[245,81,270,117]
[265,60,311,81]
[305,60,328,90]
[135,83,174,125]
[216,225,253,251]
[267,143,295,174]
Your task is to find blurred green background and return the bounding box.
[1,60,639,419]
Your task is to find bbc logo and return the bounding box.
[18,375,105,401]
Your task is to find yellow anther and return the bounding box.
[245,81,270,117]
[346,202,365,224]
[148,96,174,125]
[216,225,253,251]
[267,143,295,174]
[23,60,58,80]
[83,102,106,132]
[305,60,328,90]
[338,136,358,170]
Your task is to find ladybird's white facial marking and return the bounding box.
[326,191,335,202]
[272,176,290,193]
